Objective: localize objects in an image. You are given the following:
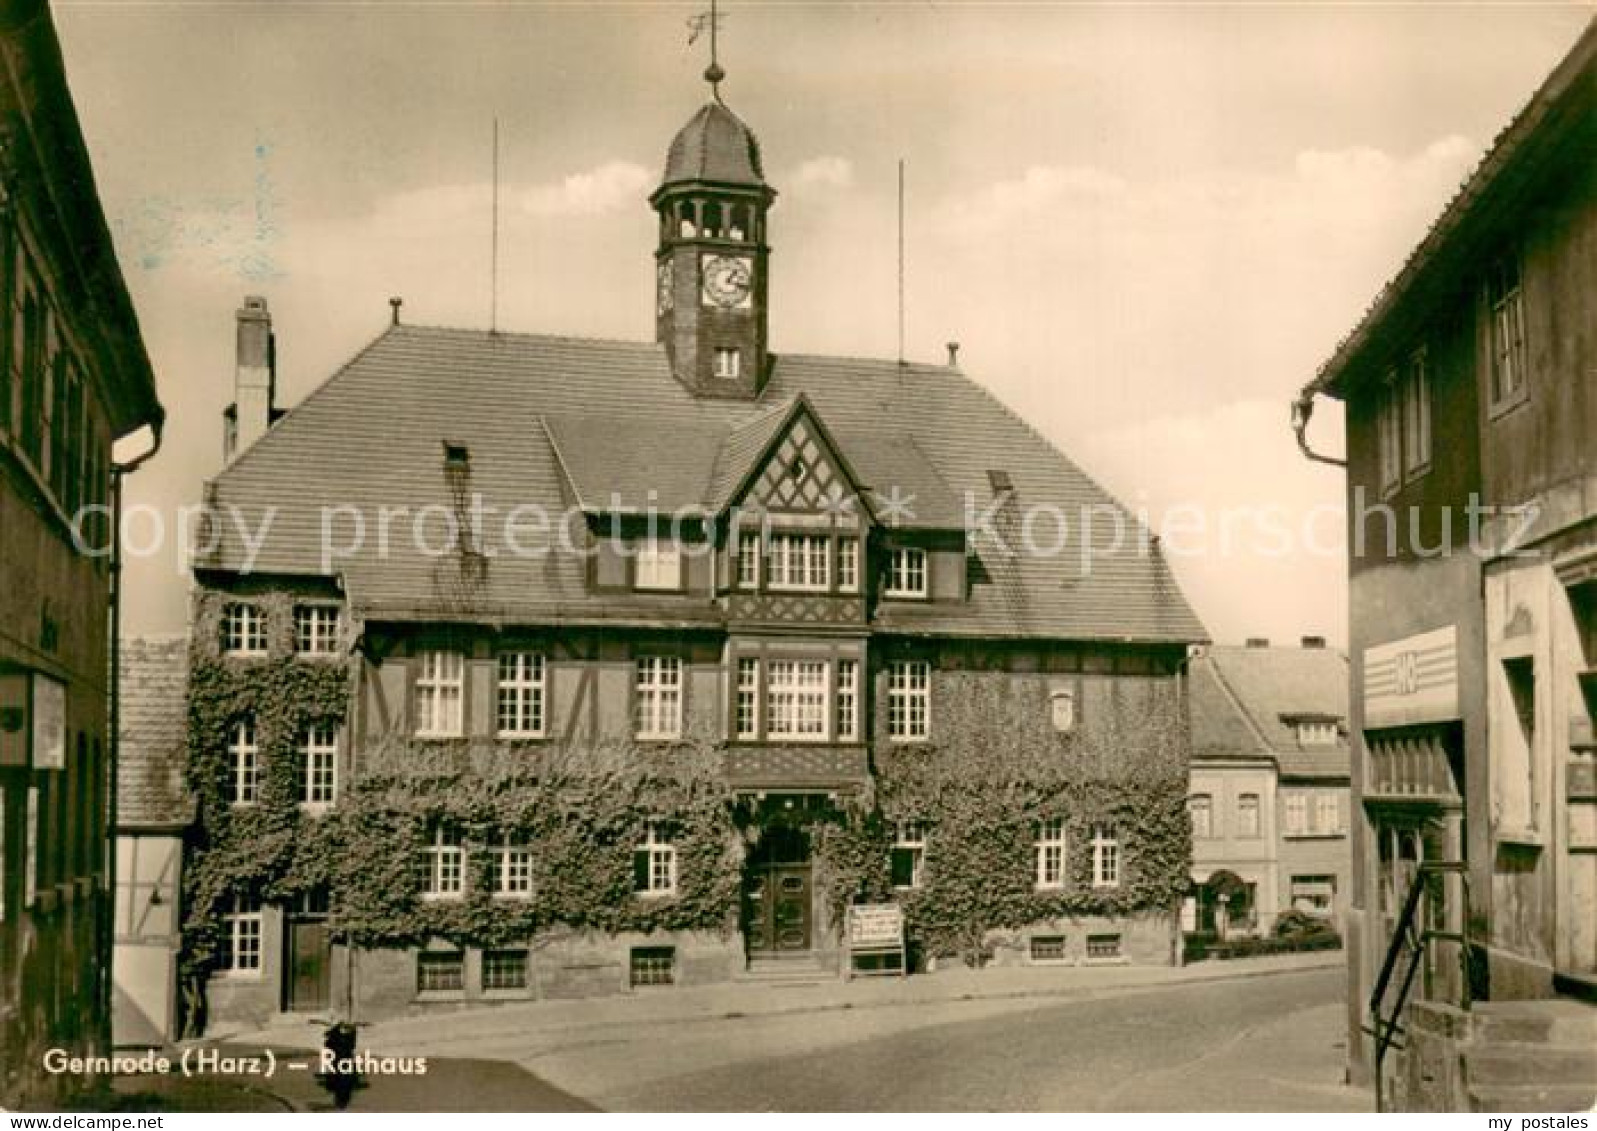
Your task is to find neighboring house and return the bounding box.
[0,0,165,1107]
[1294,17,1597,1110]
[1186,639,1351,938]
[113,637,192,1048]
[182,65,1206,1029]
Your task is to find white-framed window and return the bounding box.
[1314,793,1341,835]
[635,538,682,591]
[635,656,683,740]
[1035,817,1066,890]
[766,659,829,740]
[229,718,260,806]
[221,602,266,656]
[1403,349,1431,476]
[482,948,528,990]
[1189,794,1212,840]
[415,649,465,738]
[835,658,859,741]
[1285,792,1308,835]
[496,652,546,738]
[836,536,859,593]
[735,657,760,739]
[417,950,465,993]
[1237,793,1261,838]
[634,823,677,896]
[887,660,930,741]
[420,826,465,899]
[1296,721,1339,748]
[767,533,830,591]
[885,547,927,597]
[1050,687,1076,734]
[891,820,927,890]
[736,531,760,589]
[1091,824,1120,889]
[494,837,534,898]
[1486,252,1527,408]
[221,893,263,976]
[294,605,341,655]
[299,724,337,807]
[714,346,741,379]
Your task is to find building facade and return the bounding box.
[1295,16,1597,1110]
[1186,640,1351,938]
[0,0,164,1106]
[183,71,1205,1030]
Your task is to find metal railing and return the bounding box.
[1365,860,1474,1112]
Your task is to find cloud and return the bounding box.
[368,160,653,231]
[939,165,1126,234]
[517,160,652,217]
[791,155,854,190]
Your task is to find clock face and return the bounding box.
[656,260,673,316]
[701,255,754,309]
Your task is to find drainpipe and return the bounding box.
[103,417,164,1050]
[1291,392,1346,469]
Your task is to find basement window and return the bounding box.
[1030,935,1066,963]
[630,946,676,988]
[482,949,529,991]
[417,950,465,994]
[1086,934,1122,960]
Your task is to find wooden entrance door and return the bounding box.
[745,826,812,955]
[284,891,332,1011]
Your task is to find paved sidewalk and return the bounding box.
[233,949,1342,1054]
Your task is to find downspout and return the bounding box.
[1291,392,1346,469]
[103,417,164,1050]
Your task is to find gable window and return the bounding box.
[1189,794,1212,840]
[1237,793,1261,838]
[1035,817,1066,889]
[1296,721,1339,748]
[713,346,741,379]
[1091,824,1120,888]
[736,531,760,589]
[1285,792,1308,835]
[766,659,829,740]
[229,718,260,806]
[1314,793,1341,835]
[220,894,263,976]
[634,822,677,896]
[420,826,464,899]
[1486,251,1527,409]
[635,656,683,740]
[887,660,930,741]
[294,605,341,655]
[1377,374,1402,496]
[494,837,534,898]
[298,724,337,808]
[735,657,760,739]
[222,603,266,656]
[767,533,830,591]
[496,652,546,738]
[635,538,682,591]
[835,658,859,741]
[415,650,465,738]
[885,548,927,598]
[1402,349,1431,476]
[836,536,859,593]
[891,821,927,890]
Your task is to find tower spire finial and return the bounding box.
[689,0,726,100]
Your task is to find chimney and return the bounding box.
[946,341,960,367]
[1301,635,1327,649]
[224,296,276,464]
[1245,637,1270,649]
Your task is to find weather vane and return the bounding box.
[686,0,726,97]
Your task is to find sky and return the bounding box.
[53,1,1596,647]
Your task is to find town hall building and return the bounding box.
[182,63,1205,1027]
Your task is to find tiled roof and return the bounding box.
[1189,644,1350,781]
[117,636,193,829]
[661,101,766,188]
[202,326,1207,643]
[1304,17,1597,400]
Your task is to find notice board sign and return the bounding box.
[32,674,65,770]
[845,903,906,979]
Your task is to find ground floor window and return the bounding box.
[482,949,528,991]
[1086,933,1122,960]
[634,822,677,896]
[1035,817,1066,889]
[221,894,263,975]
[417,951,465,994]
[630,946,675,987]
[891,821,927,889]
[1290,874,1337,917]
[1030,935,1066,962]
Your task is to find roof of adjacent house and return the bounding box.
[1190,644,1350,780]
[200,325,1206,643]
[1304,16,1597,401]
[117,636,193,830]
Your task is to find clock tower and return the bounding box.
[651,66,775,399]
